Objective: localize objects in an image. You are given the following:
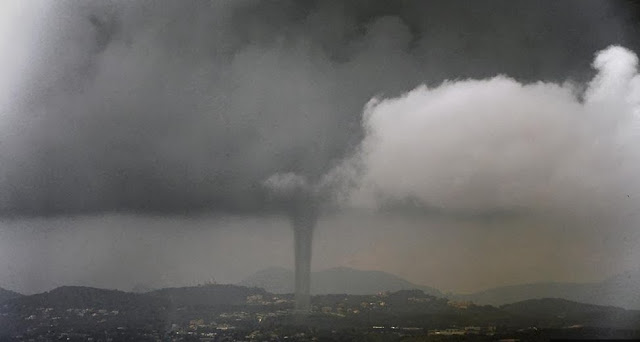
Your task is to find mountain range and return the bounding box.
[238,266,443,296]
[2,266,638,310]
[452,268,640,309]
[239,266,640,310]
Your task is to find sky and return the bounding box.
[1,0,640,294]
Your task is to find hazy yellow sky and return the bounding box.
[1,212,637,294]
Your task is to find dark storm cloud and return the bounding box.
[0,0,635,217]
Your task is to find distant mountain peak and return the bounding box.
[454,267,640,310]
[238,266,442,296]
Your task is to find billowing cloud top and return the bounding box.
[331,46,640,224]
[0,0,637,217]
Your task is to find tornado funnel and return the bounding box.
[264,172,319,314]
[291,206,316,313]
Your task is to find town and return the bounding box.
[2,284,640,341]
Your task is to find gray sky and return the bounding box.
[0,0,634,216]
[1,0,640,294]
